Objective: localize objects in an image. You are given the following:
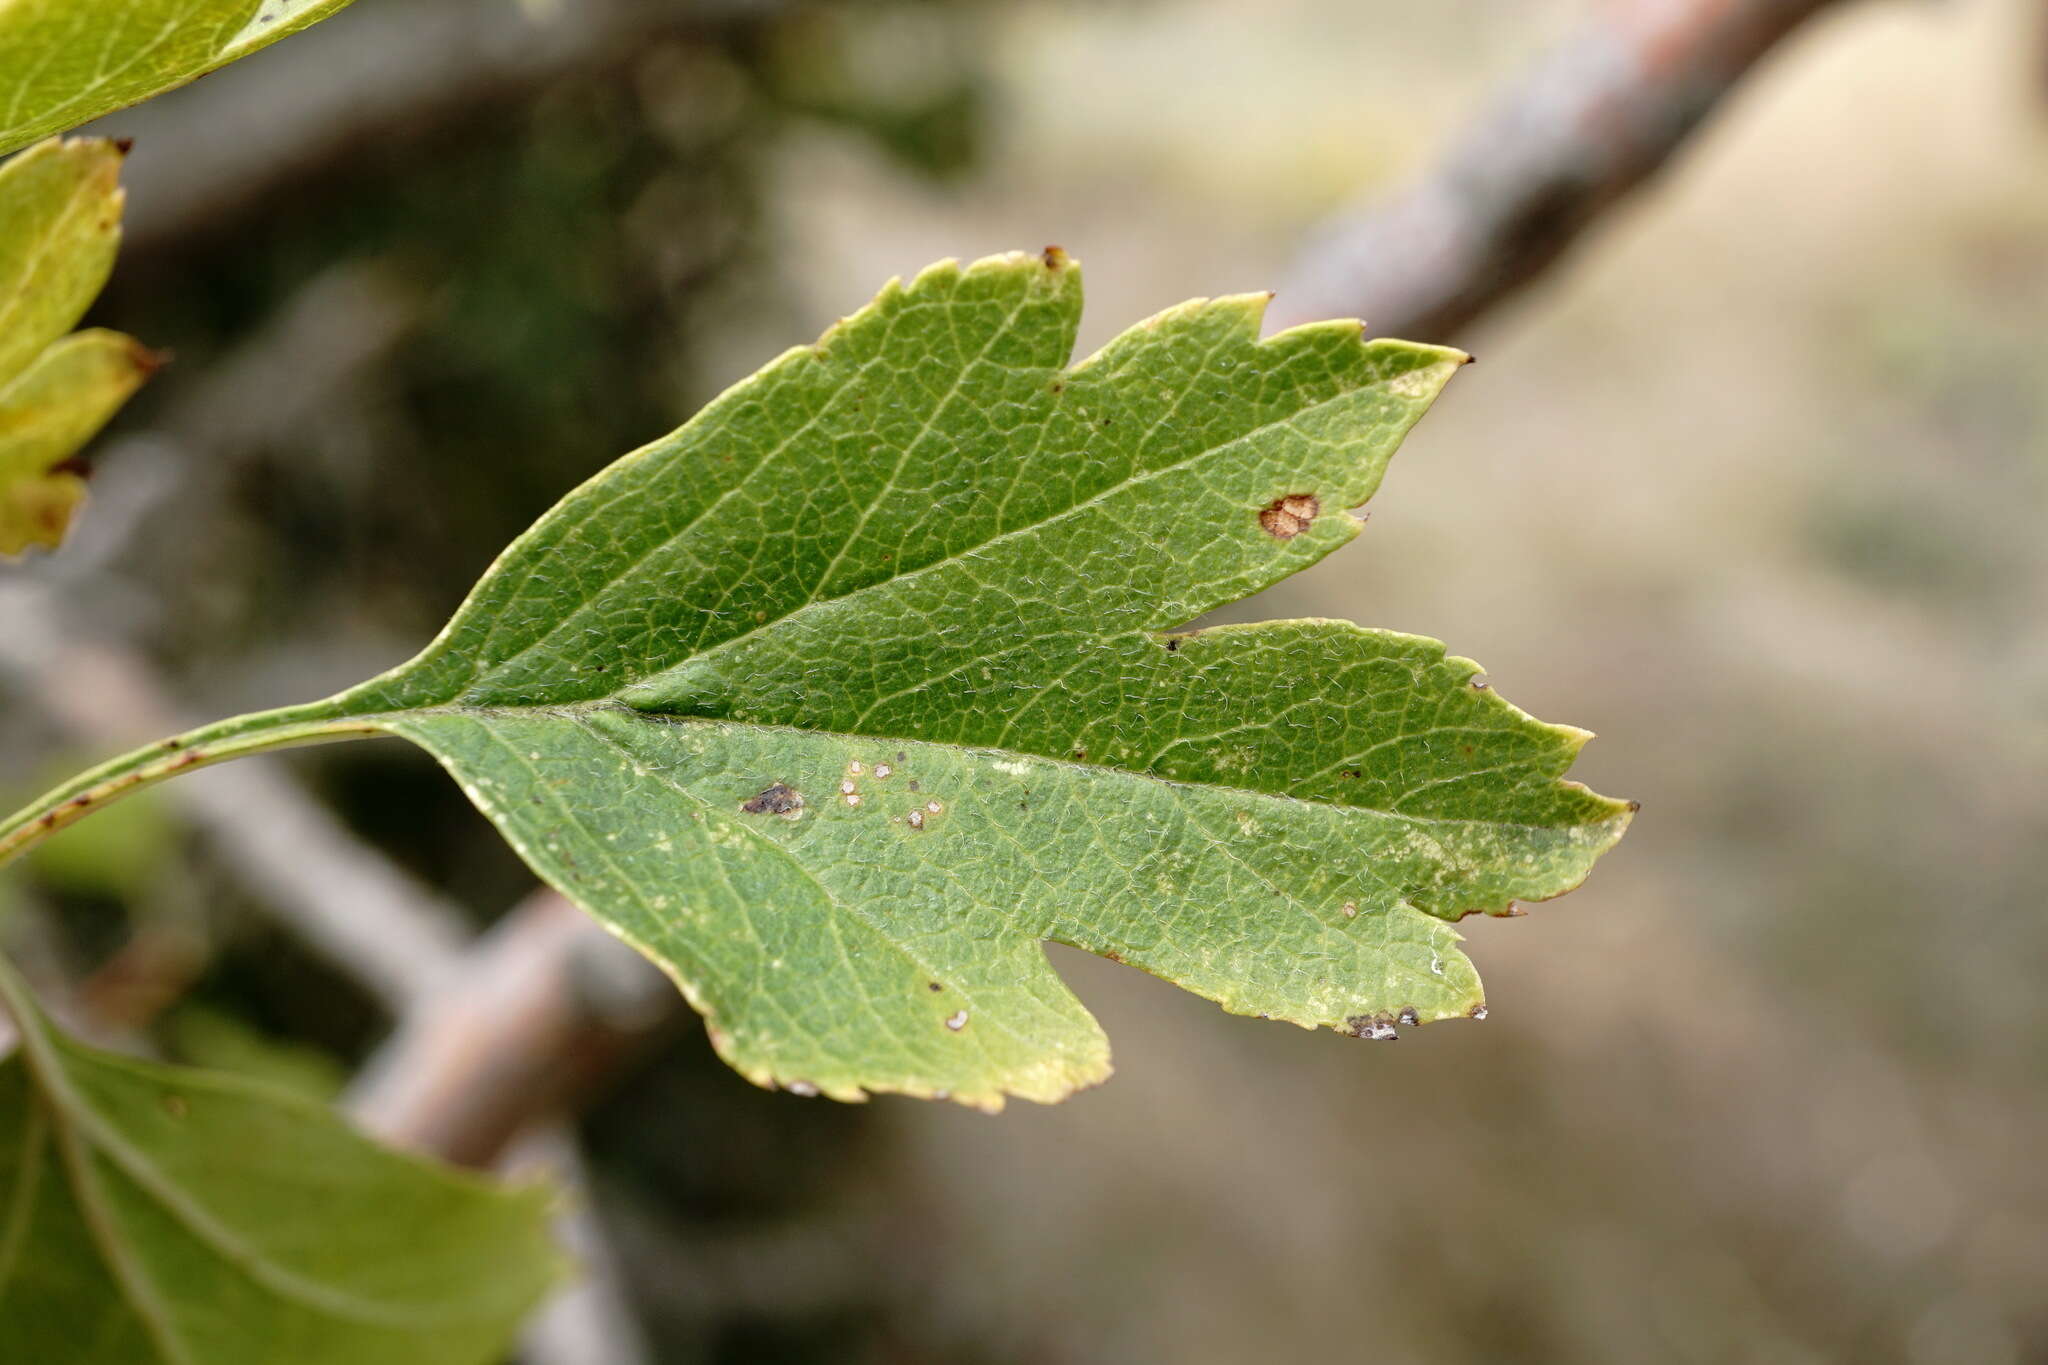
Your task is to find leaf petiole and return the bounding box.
[0,704,383,868]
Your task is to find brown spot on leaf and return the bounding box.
[1041,245,1068,269]
[1258,493,1320,539]
[741,783,803,816]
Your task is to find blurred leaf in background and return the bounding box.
[166,1001,347,1101]
[0,990,559,1362]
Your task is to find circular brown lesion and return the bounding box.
[1258,493,1320,539]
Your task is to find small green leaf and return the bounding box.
[114,252,1635,1108]
[0,1,360,155]
[0,992,559,1362]
[0,137,155,556]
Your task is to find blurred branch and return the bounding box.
[507,1127,659,1365]
[347,887,674,1165]
[349,891,673,1365]
[103,0,786,260]
[1272,0,1856,337]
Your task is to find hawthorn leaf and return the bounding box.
[0,137,155,556]
[284,250,1630,1108]
[0,1,360,155]
[0,992,559,1363]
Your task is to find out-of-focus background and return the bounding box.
[4,0,2046,1360]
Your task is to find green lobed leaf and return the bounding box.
[0,998,559,1362]
[291,249,1631,1108]
[0,1,360,155]
[0,137,155,556]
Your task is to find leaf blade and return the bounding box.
[308,250,1630,1105]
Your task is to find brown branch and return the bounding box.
[1271,0,1856,338]
[346,888,674,1168]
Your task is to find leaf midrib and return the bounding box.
[371,699,1616,839]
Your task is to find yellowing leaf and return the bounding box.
[0,138,154,557]
[0,328,158,554]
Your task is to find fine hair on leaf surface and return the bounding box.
[0,250,1631,1113]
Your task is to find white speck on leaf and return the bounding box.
[945,1010,968,1031]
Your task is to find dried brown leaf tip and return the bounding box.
[1259,493,1320,539]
